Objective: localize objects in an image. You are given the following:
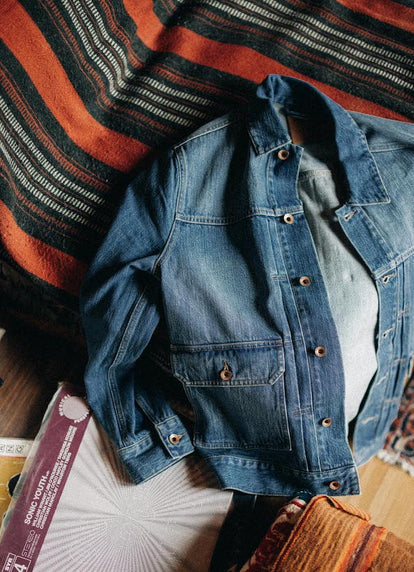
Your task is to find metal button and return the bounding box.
[314,346,326,357]
[220,361,233,381]
[321,417,332,427]
[168,433,183,445]
[283,213,294,224]
[299,276,311,287]
[329,480,341,491]
[278,148,289,160]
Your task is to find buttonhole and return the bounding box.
[343,209,357,222]
[381,273,394,284]
[361,415,378,425]
[382,328,393,339]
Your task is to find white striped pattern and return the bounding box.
[0,125,107,232]
[196,0,413,90]
[59,0,219,127]
[0,97,107,207]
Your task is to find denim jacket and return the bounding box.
[80,75,414,496]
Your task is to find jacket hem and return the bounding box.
[203,454,361,496]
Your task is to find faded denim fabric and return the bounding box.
[296,141,379,423]
[80,75,414,496]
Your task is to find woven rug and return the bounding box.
[379,375,414,477]
[1,0,414,331]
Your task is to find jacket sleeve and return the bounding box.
[80,148,194,483]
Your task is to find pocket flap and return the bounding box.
[171,339,285,386]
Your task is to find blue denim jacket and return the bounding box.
[80,75,414,496]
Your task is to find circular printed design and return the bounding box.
[58,395,90,423]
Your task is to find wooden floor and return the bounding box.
[342,457,414,544]
[0,314,413,545]
[0,313,86,440]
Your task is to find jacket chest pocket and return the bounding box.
[171,340,291,450]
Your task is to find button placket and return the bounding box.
[273,161,351,474]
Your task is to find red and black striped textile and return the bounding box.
[1,0,413,332]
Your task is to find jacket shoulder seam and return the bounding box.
[173,116,241,148]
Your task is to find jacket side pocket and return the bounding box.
[171,340,291,450]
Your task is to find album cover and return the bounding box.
[0,384,233,571]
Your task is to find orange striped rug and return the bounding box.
[1,0,413,330]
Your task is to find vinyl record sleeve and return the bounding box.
[0,384,233,571]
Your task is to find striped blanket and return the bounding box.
[240,495,414,571]
[1,0,413,332]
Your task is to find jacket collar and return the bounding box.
[248,75,389,206]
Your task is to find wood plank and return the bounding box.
[0,316,85,439]
[341,457,414,544]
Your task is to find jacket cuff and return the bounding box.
[118,415,195,484]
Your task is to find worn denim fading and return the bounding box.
[80,75,414,496]
[297,142,378,423]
